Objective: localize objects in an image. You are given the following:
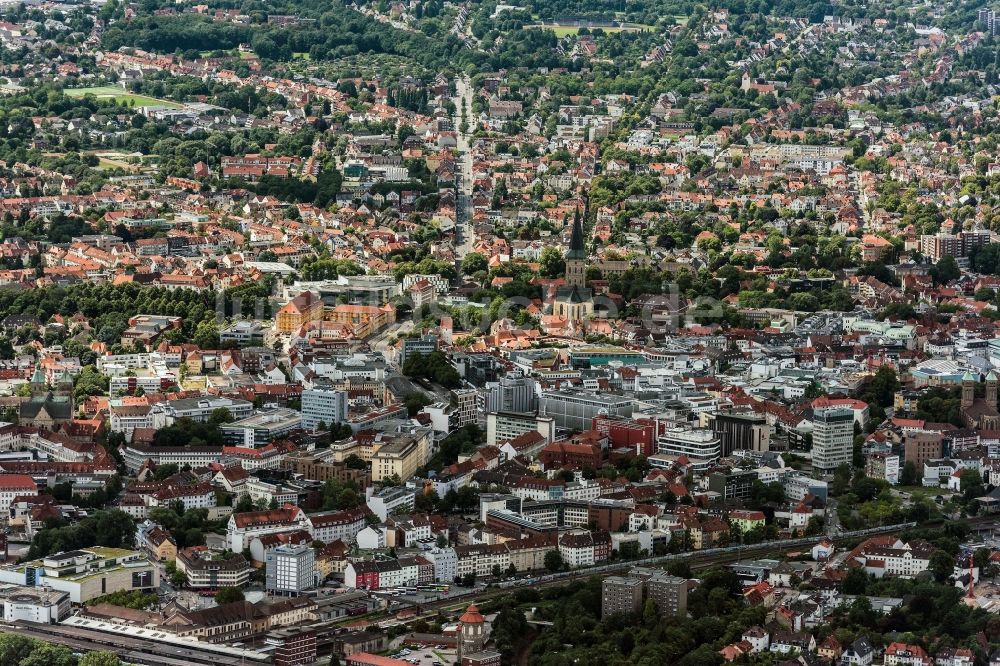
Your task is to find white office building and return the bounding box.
[302,380,349,430]
[266,544,316,595]
[0,585,70,623]
[811,407,854,473]
[653,427,722,472]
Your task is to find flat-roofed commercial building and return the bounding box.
[539,389,634,431]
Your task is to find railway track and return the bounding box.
[7,518,986,664]
[7,621,269,666]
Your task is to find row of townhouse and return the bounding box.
[226,505,368,551]
[343,555,434,590]
[342,528,614,591]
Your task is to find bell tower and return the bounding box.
[962,371,976,409]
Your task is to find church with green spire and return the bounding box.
[18,364,75,430]
[554,208,593,322]
[960,370,1000,430]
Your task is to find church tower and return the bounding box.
[457,603,487,661]
[29,364,45,394]
[55,370,74,396]
[564,208,586,289]
[962,370,976,409]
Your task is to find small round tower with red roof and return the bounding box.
[457,602,486,661]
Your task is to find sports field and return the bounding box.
[64,86,182,108]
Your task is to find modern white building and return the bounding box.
[0,548,159,604]
[539,389,634,431]
[366,486,416,521]
[422,547,458,583]
[0,585,70,623]
[266,544,316,595]
[485,411,556,447]
[301,379,349,430]
[220,407,302,448]
[159,396,254,423]
[654,427,722,472]
[120,443,224,474]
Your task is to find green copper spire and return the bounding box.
[566,207,586,261]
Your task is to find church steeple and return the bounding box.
[567,207,586,260]
[564,207,586,288]
[962,370,976,409]
[29,364,45,391]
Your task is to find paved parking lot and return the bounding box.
[390,645,456,666]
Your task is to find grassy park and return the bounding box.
[64,86,182,108]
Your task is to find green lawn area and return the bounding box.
[292,52,311,60]
[528,23,654,37]
[896,485,953,501]
[199,49,256,59]
[64,86,182,108]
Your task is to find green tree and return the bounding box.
[79,652,123,666]
[491,604,529,662]
[544,549,564,572]
[0,634,36,666]
[86,590,158,610]
[18,643,75,666]
[165,560,187,587]
[215,586,246,605]
[403,391,432,417]
[539,246,566,279]
[344,454,367,469]
[842,567,869,594]
[235,494,255,513]
[930,255,960,285]
[859,365,901,412]
[642,597,657,625]
[73,365,110,401]
[193,318,220,349]
[209,407,235,424]
[28,509,135,559]
[830,464,853,496]
[461,252,488,274]
[153,463,180,481]
[930,549,955,583]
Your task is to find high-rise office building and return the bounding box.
[482,376,537,413]
[301,378,349,430]
[811,407,854,473]
[266,544,316,595]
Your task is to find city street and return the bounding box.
[452,74,475,262]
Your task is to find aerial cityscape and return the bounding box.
[1,0,1000,665]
